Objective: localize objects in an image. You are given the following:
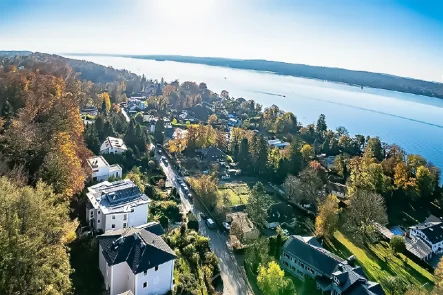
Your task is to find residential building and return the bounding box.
[267,139,290,149]
[127,97,146,111]
[266,202,297,229]
[98,227,176,295]
[227,212,259,243]
[227,117,241,127]
[87,156,122,182]
[327,182,348,199]
[197,147,227,162]
[100,137,128,154]
[409,217,443,254]
[281,235,385,295]
[81,106,99,116]
[86,179,150,232]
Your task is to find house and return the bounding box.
[281,235,385,295]
[198,147,226,162]
[81,106,98,116]
[127,97,146,111]
[266,202,297,229]
[327,182,348,199]
[87,156,122,182]
[409,217,443,254]
[100,137,128,154]
[86,179,150,232]
[98,227,176,295]
[227,212,259,243]
[267,139,290,149]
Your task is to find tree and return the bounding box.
[283,175,303,204]
[434,257,443,293]
[246,182,272,227]
[364,137,384,161]
[154,118,165,143]
[315,195,339,238]
[189,175,218,210]
[343,190,388,243]
[416,166,435,198]
[125,166,145,192]
[208,114,217,125]
[0,177,75,294]
[316,113,327,134]
[380,276,408,295]
[300,144,314,161]
[299,167,324,204]
[257,261,295,295]
[101,92,111,114]
[244,238,272,273]
[390,236,406,254]
[407,154,427,173]
[336,126,349,137]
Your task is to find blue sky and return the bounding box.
[1,0,442,82]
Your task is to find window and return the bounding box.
[284,253,289,259]
[97,220,100,223]
[112,224,115,229]
[112,215,115,219]
[98,211,101,214]
[283,261,288,266]
[123,214,127,221]
[155,266,158,271]
[143,282,147,288]
[144,270,147,276]
[123,223,127,228]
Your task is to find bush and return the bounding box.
[390,236,406,254]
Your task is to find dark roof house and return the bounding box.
[98,227,176,274]
[281,235,385,295]
[266,202,297,228]
[198,147,226,162]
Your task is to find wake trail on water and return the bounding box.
[252,90,443,129]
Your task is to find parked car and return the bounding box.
[157,149,162,154]
[221,174,230,180]
[200,213,208,220]
[222,222,231,231]
[282,229,290,236]
[206,218,216,229]
[161,156,168,165]
[187,193,193,199]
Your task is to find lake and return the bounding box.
[66,55,443,181]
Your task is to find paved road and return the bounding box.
[156,152,253,295]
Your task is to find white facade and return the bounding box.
[410,227,443,254]
[99,251,174,295]
[100,137,128,155]
[88,156,122,182]
[86,180,150,232]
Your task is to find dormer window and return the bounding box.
[334,276,340,285]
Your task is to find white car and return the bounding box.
[222,222,231,231]
[282,229,290,236]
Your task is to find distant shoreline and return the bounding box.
[66,53,443,100]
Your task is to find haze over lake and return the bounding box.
[66,55,443,180]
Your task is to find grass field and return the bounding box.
[217,182,250,206]
[327,231,434,294]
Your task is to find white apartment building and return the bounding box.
[87,156,122,182]
[98,227,176,295]
[86,179,150,232]
[100,137,128,155]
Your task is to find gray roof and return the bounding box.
[410,222,443,244]
[87,180,149,214]
[282,235,345,276]
[98,228,176,274]
[405,236,433,260]
[136,222,165,236]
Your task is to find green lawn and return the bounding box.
[327,232,434,294]
[217,182,250,206]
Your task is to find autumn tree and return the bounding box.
[315,194,339,238]
[300,144,314,161]
[380,276,408,295]
[125,166,145,192]
[101,92,111,114]
[0,177,76,294]
[434,257,443,293]
[189,175,218,210]
[257,261,295,295]
[364,137,384,161]
[208,114,217,125]
[343,189,388,243]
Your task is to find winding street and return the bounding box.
[156,151,253,295]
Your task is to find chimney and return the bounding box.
[347,255,356,267]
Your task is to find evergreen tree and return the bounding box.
[124,119,137,149]
[238,138,251,172]
[316,113,327,134]
[85,123,101,154]
[154,118,165,143]
[288,139,303,175]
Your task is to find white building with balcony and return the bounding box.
[409,217,443,254]
[100,137,128,155]
[98,226,176,295]
[86,179,150,233]
[87,156,122,182]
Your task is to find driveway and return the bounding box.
[156,151,253,295]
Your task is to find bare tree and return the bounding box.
[343,189,388,243]
[284,168,323,205]
[283,175,303,204]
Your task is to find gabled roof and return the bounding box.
[409,222,443,244]
[282,235,345,276]
[405,236,433,259]
[100,136,127,151]
[136,222,165,236]
[199,147,226,159]
[98,228,176,274]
